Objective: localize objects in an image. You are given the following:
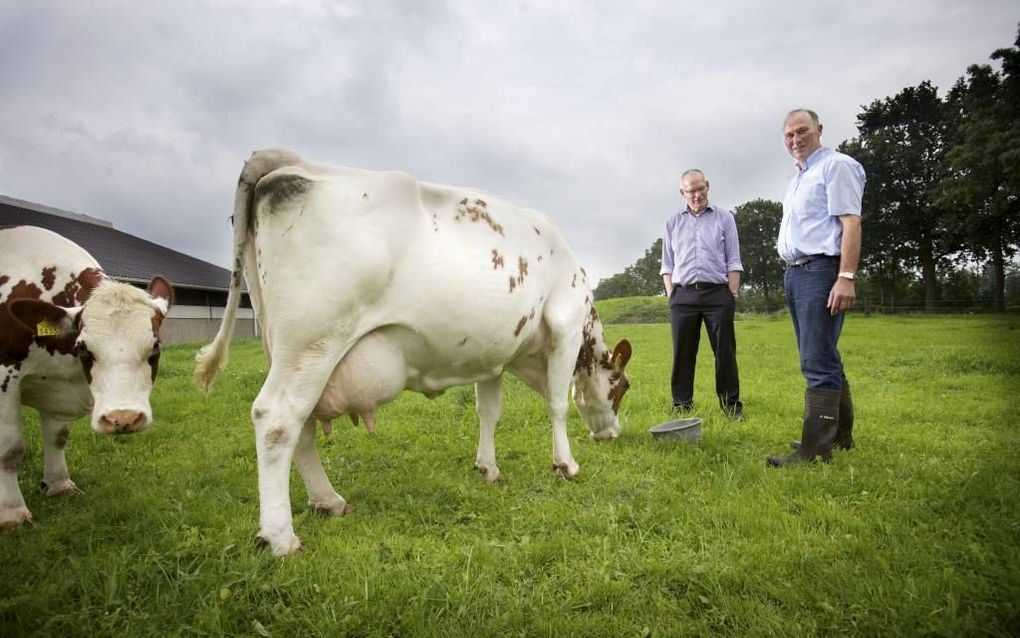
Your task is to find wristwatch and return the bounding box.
[838,271,855,280]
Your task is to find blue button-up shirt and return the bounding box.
[777,146,866,262]
[660,204,743,285]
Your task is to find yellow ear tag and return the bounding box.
[36,319,61,337]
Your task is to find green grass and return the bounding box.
[594,295,670,324]
[2,313,1019,636]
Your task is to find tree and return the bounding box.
[838,81,960,311]
[593,238,664,300]
[733,199,784,303]
[937,26,1020,311]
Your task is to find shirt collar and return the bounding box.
[796,146,830,171]
[682,203,715,216]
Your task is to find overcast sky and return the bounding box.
[1,1,1017,283]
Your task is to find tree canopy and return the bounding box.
[596,25,1020,311]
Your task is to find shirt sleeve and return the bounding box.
[660,219,674,276]
[723,211,743,272]
[825,156,866,217]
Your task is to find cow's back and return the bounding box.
[248,165,590,373]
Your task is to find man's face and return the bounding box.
[681,173,709,213]
[784,111,823,164]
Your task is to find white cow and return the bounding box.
[195,149,632,555]
[0,225,173,529]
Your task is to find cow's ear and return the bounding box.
[148,276,173,308]
[7,299,80,337]
[610,339,632,370]
[147,276,173,329]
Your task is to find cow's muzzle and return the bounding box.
[97,409,149,434]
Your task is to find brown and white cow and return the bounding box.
[0,225,173,529]
[194,148,632,556]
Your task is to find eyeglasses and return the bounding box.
[682,186,708,195]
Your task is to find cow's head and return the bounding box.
[9,276,173,435]
[572,339,632,440]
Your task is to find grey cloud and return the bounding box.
[0,0,1017,282]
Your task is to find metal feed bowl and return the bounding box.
[648,417,703,442]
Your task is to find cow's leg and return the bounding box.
[39,413,80,497]
[0,385,32,530]
[474,375,503,483]
[251,352,346,556]
[545,340,583,479]
[295,416,350,516]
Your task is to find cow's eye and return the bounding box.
[147,341,161,364]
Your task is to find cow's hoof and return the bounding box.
[42,479,83,497]
[474,463,501,483]
[255,532,302,556]
[0,507,34,531]
[311,499,352,517]
[552,461,580,479]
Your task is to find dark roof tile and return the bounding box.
[1,196,235,291]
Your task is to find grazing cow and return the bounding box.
[0,226,173,529]
[194,149,632,555]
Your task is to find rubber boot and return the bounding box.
[768,388,840,467]
[790,381,854,450]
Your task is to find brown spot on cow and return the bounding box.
[533,226,541,235]
[529,307,536,320]
[11,280,43,301]
[458,337,469,346]
[1,440,26,471]
[0,274,9,289]
[1,369,16,393]
[607,374,630,414]
[514,315,528,337]
[265,427,288,447]
[571,274,577,288]
[455,200,504,236]
[574,328,596,375]
[491,249,504,270]
[580,267,587,281]
[41,267,57,291]
[475,199,487,207]
[517,257,529,285]
[537,255,543,262]
[573,304,602,376]
[508,276,517,293]
[51,268,103,308]
[55,425,70,448]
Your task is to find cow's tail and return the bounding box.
[194,148,304,395]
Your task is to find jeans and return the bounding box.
[784,256,846,390]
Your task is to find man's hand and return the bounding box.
[828,278,855,315]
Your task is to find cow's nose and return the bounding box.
[99,410,148,434]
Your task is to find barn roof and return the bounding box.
[0,194,234,291]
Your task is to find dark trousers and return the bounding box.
[669,284,740,407]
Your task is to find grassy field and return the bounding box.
[2,309,1019,636]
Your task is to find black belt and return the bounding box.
[787,254,837,267]
[677,282,725,290]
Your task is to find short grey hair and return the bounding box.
[785,108,821,127]
[680,168,706,181]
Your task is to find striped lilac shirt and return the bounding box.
[660,204,743,285]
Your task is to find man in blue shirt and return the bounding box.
[660,169,744,419]
[768,109,864,467]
